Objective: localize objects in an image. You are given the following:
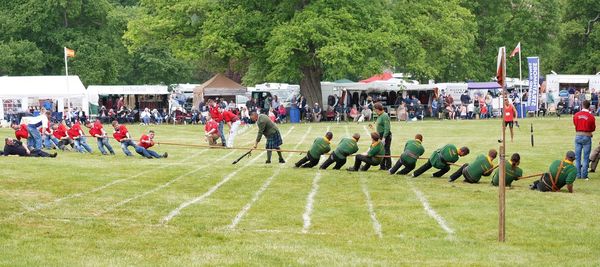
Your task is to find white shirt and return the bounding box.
[21,114,48,129]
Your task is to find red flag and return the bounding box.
[509,42,520,58]
[65,47,75,58]
[496,47,506,87]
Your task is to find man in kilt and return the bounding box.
[251,111,285,164]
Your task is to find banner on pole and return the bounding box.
[527,57,539,111]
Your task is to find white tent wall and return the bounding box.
[0,76,88,121]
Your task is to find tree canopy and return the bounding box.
[1,0,598,104]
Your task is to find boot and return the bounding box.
[266,151,272,164]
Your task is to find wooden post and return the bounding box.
[498,47,507,242]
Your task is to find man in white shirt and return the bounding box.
[21,111,51,150]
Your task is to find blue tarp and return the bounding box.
[467,82,501,90]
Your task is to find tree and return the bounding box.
[556,0,600,74]
[0,40,45,76]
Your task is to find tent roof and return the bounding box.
[193,73,245,94]
[88,85,169,95]
[359,72,393,83]
[0,75,86,98]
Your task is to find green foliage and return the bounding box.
[0,40,45,76]
[0,0,597,88]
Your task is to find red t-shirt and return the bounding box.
[503,105,516,122]
[53,124,67,139]
[222,110,239,123]
[573,110,596,133]
[15,124,28,140]
[113,125,129,142]
[89,121,104,137]
[67,123,82,138]
[138,134,154,149]
[209,106,222,122]
[205,120,219,135]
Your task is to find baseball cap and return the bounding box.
[566,151,576,160]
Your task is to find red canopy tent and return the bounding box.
[359,72,393,83]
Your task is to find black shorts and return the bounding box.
[504,121,514,128]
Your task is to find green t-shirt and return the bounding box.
[255,114,279,142]
[333,137,359,160]
[546,159,577,189]
[401,139,425,165]
[376,112,391,137]
[429,144,459,169]
[491,161,523,186]
[464,154,495,183]
[367,141,385,165]
[308,137,331,159]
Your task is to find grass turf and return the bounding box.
[1,118,599,265]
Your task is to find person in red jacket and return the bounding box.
[573,100,596,180]
[208,100,226,146]
[503,98,518,142]
[136,130,167,158]
[204,114,220,146]
[11,123,28,142]
[85,120,114,155]
[112,120,136,156]
[67,121,93,153]
[221,107,241,148]
[42,121,60,149]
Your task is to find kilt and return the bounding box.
[266,131,283,149]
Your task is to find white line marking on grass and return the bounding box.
[360,177,383,238]
[96,150,236,216]
[301,171,321,234]
[228,168,281,229]
[227,126,311,229]
[344,125,350,136]
[161,126,296,225]
[3,150,206,222]
[363,125,371,136]
[409,183,455,236]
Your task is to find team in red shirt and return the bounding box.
[86,120,115,155]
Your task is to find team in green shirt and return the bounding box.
[389,134,425,175]
[319,133,361,170]
[295,132,333,168]
[413,144,470,178]
[531,151,578,193]
[347,132,385,171]
[449,149,497,183]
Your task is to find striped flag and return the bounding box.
[509,42,520,58]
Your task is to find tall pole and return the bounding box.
[499,47,507,242]
[518,48,523,118]
[64,47,71,110]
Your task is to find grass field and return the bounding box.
[1,117,599,266]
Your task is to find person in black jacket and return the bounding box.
[3,138,56,157]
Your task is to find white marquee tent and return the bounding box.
[0,75,89,119]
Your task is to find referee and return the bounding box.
[374,103,392,170]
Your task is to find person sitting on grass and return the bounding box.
[449,149,497,183]
[413,144,469,178]
[136,130,168,159]
[389,134,425,175]
[319,133,360,170]
[347,132,384,172]
[530,151,577,193]
[295,132,333,168]
[2,137,56,158]
[492,153,523,187]
[53,122,73,150]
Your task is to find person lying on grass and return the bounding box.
[2,137,56,158]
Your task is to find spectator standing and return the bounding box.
[573,100,595,180]
[313,103,322,122]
